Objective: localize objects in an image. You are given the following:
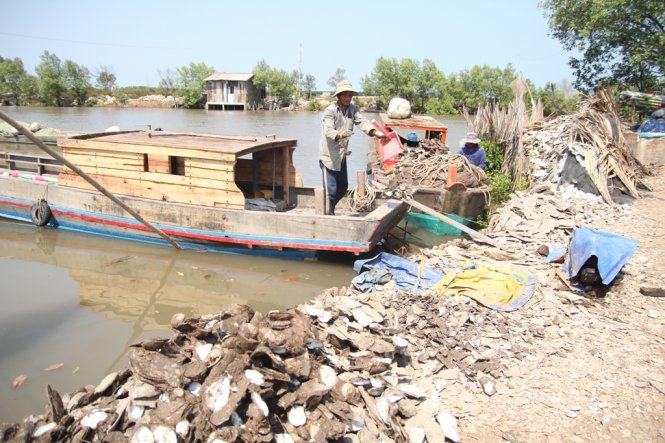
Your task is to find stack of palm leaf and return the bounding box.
[520,90,647,204]
[464,75,544,182]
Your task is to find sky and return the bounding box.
[1,0,576,90]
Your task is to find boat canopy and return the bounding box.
[57,130,298,209]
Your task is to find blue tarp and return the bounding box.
[353,252,444,292]
[545,245,567,264]
[351,268,392,292]
[639,116,665,135]
[565,228,638,285]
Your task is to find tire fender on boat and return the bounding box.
[30,199,52,227]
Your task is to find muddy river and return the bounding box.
[0,107,465,421]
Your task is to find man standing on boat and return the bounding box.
[319,80,385,215]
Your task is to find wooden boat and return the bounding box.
[0,130,406,255]
[369,114,490,218]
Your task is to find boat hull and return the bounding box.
[0,174,406,255]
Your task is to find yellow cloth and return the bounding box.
[429,265,533,311]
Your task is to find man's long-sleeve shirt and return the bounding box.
[460,145,487,170]
[319,102,375,171]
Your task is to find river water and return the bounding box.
[0,107,466,421]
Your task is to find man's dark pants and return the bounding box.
[320,158,348,215]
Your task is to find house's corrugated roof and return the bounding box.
[204,72,254,82]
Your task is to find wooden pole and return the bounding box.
[314,187,325,215]
[282,147,291,205]
[0,110,182,250]
[356,170,366,198]
[402,198,500,248]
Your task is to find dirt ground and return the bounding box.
[457,168,665,442]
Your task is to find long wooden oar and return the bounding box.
[402,198,500,248]
[0,110,182,250]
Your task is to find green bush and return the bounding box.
[307,100,322,111]
[482,138,505,174]
[488,172,513,206]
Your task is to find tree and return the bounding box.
[327,68,346,90]
[63,60,91,105]
[361,58,415,104]
[537,81,581,116]
[454,64,517,109]
[291,69,303,102]
[175,62,214,108]
[96,66,117,91]
[157,67,177,93]
[541,0,665,92]
[252,60,297,108]
[302,73,316,99]
[267,69,296,106]
[35,51,66,106]
[362,57,450,113]
[0,56,37,105]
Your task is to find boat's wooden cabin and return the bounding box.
[57,131,299,210]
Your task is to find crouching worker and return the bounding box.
[459,132,487,170]
[319,80,385,215]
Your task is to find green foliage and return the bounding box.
[362,58,519,114]
[35,51,66,106]
[0,56,37,105]
[482,138,505,174]
[252,60,297,107]
[307,100,322,111]
[455,64,518,109]
[536,81,581,116]
[541,0,665,92]
[488,172,513,206]
[302,73,316,99]
[423,96,457,116]
[175,62,214,109]
[327,68,346,90]
[62,60,91,106]
[361,58,424,111]
[96,66,117,91]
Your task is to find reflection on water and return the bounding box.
[2,107,467,187]
[0,220,355,422]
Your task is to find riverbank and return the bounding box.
[2,153,662,439]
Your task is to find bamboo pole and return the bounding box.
[0,110,182,250]
[402,198,500,248]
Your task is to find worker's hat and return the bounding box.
[461,131,481,145]
[334,80,358,97]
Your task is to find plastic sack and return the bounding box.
[387,97,411,119]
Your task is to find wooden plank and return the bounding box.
[147,154,169,173]
[187,157,235,173]
[62,153,144,170]
[58,172,245,208]
[62,165,236,190]
[314,188,325,215]
[59,139,237,161]
[62,148,144,160]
